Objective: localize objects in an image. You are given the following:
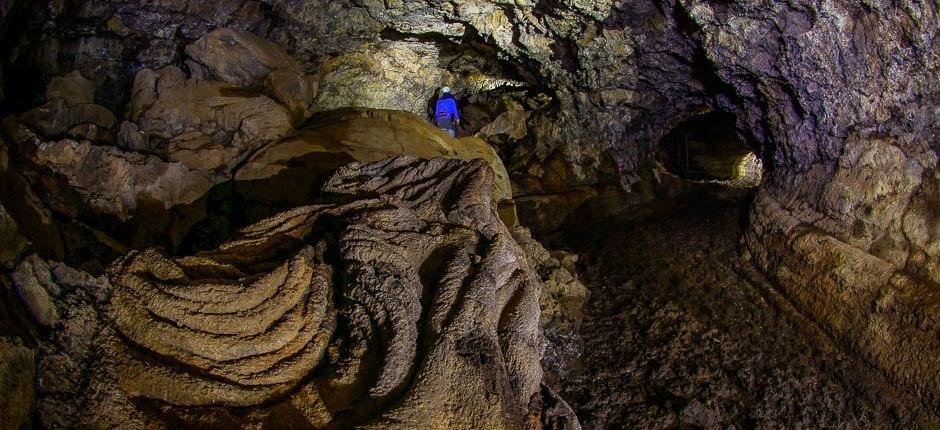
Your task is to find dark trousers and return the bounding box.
[436,116,456,137]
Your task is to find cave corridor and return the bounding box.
[0,1,937,429]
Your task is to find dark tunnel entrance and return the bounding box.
[656,111,763,187]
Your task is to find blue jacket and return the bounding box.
[435,94,460,122]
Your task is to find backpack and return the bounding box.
[435,99,451,118]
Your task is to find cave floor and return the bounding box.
[552,187,929,429]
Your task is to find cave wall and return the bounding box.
[0,0,936,410]
[672,0,939,403]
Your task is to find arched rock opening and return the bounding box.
[656,111,763,187]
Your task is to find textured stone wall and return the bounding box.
[0,0,936,413]
[9,157,578,428]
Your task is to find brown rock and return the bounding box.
[28,139,215,222]
[46,70,95,106]
[66,123,113,143]
[0,337,36,429]
[38,157,551,428]
[511,225,588,385]
[185,28,304,88]
[745,136,940,404]
[185,28,318,123]
[115,121,151,152]
[477,97,530,141]
[134,66,294,173]
[236,108,511,214]
[12,254,60,327]
[20,98,116,139]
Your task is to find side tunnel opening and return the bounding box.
[656,110,763,187]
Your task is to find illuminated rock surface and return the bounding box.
[0,0,936,427]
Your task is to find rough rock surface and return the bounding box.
[0,336,36,429]
[185,28,318,124]
[561,191,934,428]
[12,255,61,328]
[132,65,295,173]
[0,0,937,422]
[0,202,28,269]
[745,136,940,405]
[511,225,588,388]
[45,70,95,106]
[28,139,215,222]
[23,157,575,429]
[316,41,444,115]
[237,108,511,213]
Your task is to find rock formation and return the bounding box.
[236,108,511,215]
[745,136,940,403]
[2,27,516,261]
[10,156,576,429]
[0,0,937,426]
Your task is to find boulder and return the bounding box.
[115,121,151,152]
[20,70,116,139]
[46,70,95,106]
[12,254,60,327]
[133,66,294,173]
[185,28,318,123]
[20,98,117,139]
[28,139,216,222]
[476,96,530,141]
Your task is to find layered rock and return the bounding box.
[236,108,511,218]
[745,136,940,404]
[4,29,513,260]
[0,0,936,415]
[16,157,576,429]
[131,65,295,173]
[185,27,319,124]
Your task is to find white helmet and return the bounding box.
[441,86,451,94]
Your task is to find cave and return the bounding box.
[656,110,763,186]
[0,1,936,429]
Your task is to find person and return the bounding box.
[434,86,461,137]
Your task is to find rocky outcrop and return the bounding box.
[1,0,936,419]
[236,108,511,217]
[316,41,444,115]
[15,69,115,145]
[745,136,940,405]
[132,65,295,173]
[4,29,513,259]
[18,157,576,429]
[511,226,588,387]
[185,28,319,124]
[28,139,215,222]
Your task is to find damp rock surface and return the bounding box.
[558,189,935,429]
